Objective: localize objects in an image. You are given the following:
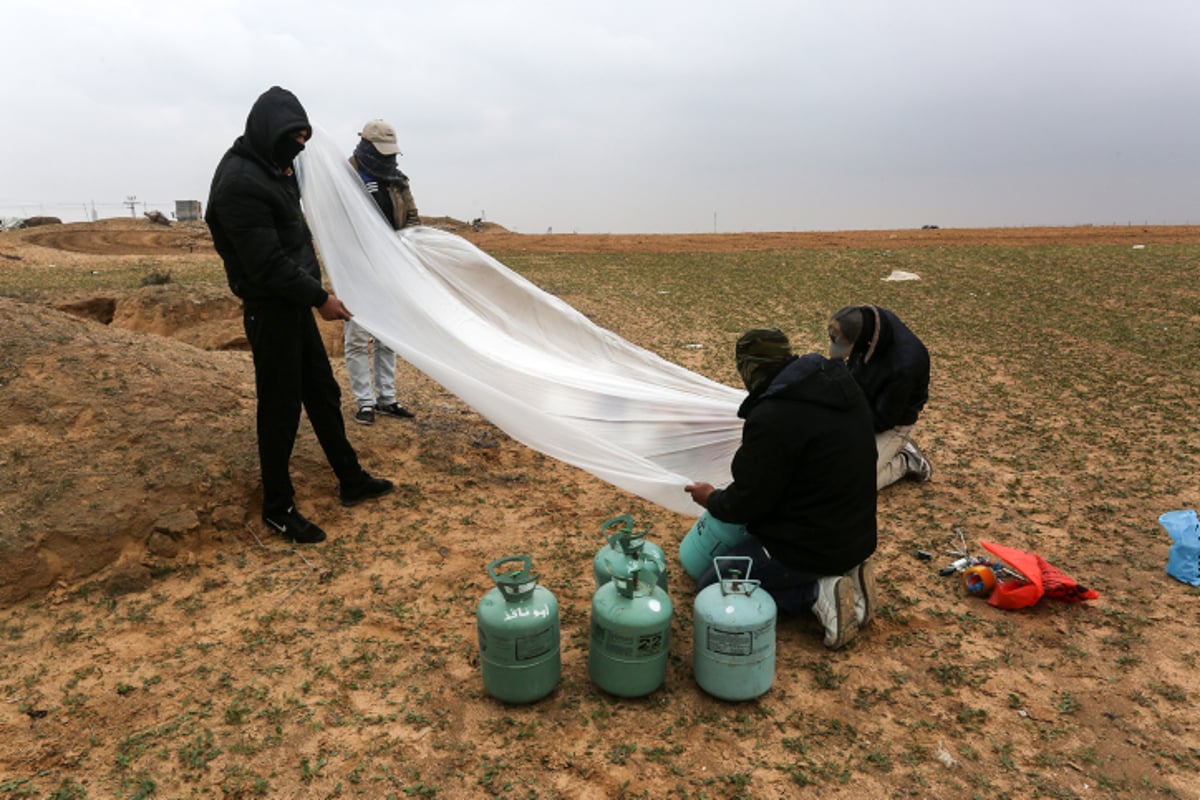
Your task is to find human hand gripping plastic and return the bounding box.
[318,294,353,321]
[684,482,714,509]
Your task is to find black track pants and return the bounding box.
[243,300,364,515]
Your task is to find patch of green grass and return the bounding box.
[139,268,173,286]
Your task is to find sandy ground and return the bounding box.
[0,218,1198,799]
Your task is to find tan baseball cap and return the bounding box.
[359,119,401,155]
[828,306,863,359]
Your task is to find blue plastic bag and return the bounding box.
[1159,509,1200,587]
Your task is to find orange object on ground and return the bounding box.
[961,565,996,596]
[979,541,1099,610]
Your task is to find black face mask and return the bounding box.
[272,134,306,167]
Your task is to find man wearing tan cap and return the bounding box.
[344,118,421,426]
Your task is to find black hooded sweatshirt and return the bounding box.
[707,354,877,574]
[205,86,328,308]
[846,305,930,433]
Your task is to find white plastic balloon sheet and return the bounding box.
[295,128,744,516]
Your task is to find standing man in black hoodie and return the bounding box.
[828,304,932,490]
[685,329,878,649]
[206,86,393,544]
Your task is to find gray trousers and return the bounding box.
[876,424,914,490]
[343,319,397,409]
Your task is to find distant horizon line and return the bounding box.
[5,215,1198,238]
[0,203,1194,236]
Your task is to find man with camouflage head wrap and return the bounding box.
[685,328,878,649]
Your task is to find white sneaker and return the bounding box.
[812,575,859,650]
[844,558,879,627]
[903,442,933,482]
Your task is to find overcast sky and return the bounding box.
[2,0,1198,233]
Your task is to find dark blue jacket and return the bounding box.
[206,86,327,308]
[707,354,877,574]
[846,306,929,432]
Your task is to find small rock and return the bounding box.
[210,505,245,531]
[104,561,152,595]
[147,531,179,558]
[934,742,957,767]
[153,509,199,537]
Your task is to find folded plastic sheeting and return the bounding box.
[295,129,744,515]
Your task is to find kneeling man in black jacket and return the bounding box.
[685,329,878,649]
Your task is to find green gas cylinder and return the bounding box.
[477,555,561,704]
[592,514,669,592]
[692,556,776,701]
[588,563,673,697]
[678,510,752,580]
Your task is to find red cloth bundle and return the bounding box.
[979,541,1099,610]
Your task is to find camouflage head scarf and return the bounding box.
[735,328,792,392]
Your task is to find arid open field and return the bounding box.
[1,217,1198,799]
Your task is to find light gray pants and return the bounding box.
[343,319,396,410]
[876,424,914,490]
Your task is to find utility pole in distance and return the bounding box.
[125,196,138,217]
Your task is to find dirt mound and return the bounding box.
[0,296,259,604]
[51,284,248,349]
[20,215,63,228]
[421,215,508,235]
[17,217,212,255]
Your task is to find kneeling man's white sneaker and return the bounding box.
[812,575,859,649]
[843,558,879,627]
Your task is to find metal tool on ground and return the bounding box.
[936,529,1028,592]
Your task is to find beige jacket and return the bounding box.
[348,155,420,230]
